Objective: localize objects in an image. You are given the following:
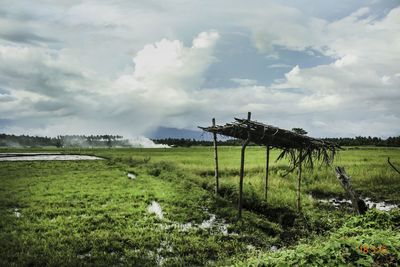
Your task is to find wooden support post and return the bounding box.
[238,140,249,219]
[296,148,302,212]
[212,118,219,196]
[265,145,270,201]
[238,112,251,219]
[247,112,251,121]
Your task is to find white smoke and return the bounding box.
[128,136,169,148]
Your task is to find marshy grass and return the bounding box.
[0,146,399,266]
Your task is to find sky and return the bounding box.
[0,0,399,138]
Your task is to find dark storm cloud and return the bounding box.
[0,31,58,46]
[0,56,85,98]
[0,87,10,94]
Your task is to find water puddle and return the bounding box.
[199,213,229,235]
[147,201,164,219]
[363,198,398,212]
[317,198,352,208]
[175,222,193,231]
[127,173,136,179]
[200,213,216,228]
[314,196,398,211]
[0,153,103,161]
[13,208,21,218]
[154,241,174,266]
[144,205,234,265]
[166,215,230,236]
[77,252,91,259]
[0,152,62,156]
[149,211,231,266]
[151,205,231,236]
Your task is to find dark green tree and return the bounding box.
[292,128,308,135]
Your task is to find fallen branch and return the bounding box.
[388,157,400,175]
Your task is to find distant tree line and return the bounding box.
[0,134,132,148]
[152,136,400,147]
[323,136,400,147]
[1,133,399,148]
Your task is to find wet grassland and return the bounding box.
[1,147,399,266]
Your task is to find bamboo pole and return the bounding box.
[212,118,219,195]
[238,112,251,219]
[265,145,270,201]
[296,148,302,212]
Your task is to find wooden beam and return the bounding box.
[296,148,302,212]
[265,145,270,201]
[238,112,251,219]
[202,118,338,151]
[212,118,219,195]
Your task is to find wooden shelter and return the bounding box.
[199,112,339,219]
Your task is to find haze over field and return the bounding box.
[0,0,399,138]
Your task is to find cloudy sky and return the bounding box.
[1,0,399,138]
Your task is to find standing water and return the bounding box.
[147,201,164,219]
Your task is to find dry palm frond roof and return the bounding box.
[199,117,340,168]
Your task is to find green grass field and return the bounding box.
[1,147,399,266]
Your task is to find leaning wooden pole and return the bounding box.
[388,157,400,175]
[238,112,251,219]
[335,167,367,215]
[296,148,302,212]
[212,118,219,195]
[265,145,270,201]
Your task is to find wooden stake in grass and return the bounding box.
[238,112,251,220]
[296,148,302,212]
[265,145,270,201]
[212,118,219,196]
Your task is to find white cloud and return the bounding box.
[131,30,219,90]
[192,31,220,48]
[230,78,257,86]
[268,64,292,69]
[112,30,219,115]
[381,75,391,85]
[128,32,220,130]
[333,55,357,68]
[0,1,399,138]
[267,6,400,136]
[299,94,341,110]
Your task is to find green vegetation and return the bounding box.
[2,133,400,148]
[151,136,400,147]
[240,210,400,266]
[1,147,399,266]
[0,134,132,148]
[152,136,400,147]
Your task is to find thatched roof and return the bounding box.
[199,116,339,170]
